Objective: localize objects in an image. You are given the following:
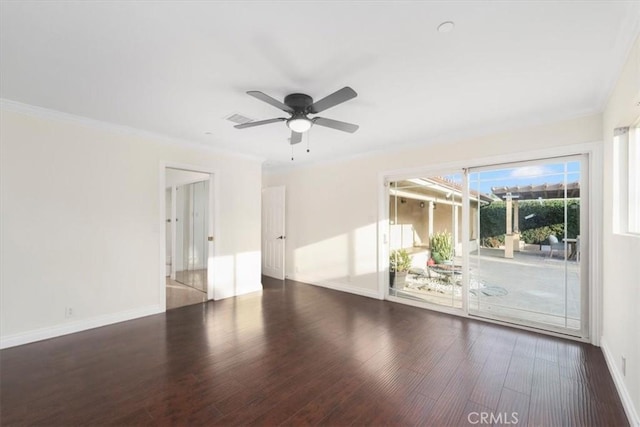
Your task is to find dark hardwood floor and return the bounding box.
[0,277,628,426]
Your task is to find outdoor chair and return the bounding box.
[548,234,565,259]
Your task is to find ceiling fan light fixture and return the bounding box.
[287,117,312,133]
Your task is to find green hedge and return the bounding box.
[479,200,580,245]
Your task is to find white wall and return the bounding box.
[601,35,640,424]
[264,114,602,299]
[0,104,263,347]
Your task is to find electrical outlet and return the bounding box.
[65,307,73,318]
[622,356,626,376]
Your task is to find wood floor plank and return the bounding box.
[535,336,560,363]
[494,387,530,427]
[512,333,538,358]
[503,355,535,395]
[457,400,494,426]
[528,358,566,427]
[316,383,380,426]
[0,277,629,426]
[396,392,438,426]
[469,345,512,409]
[244,362,359,426]
[423,358,485,426]
[560,376,629,427]
[280,370,364,426]
[413,349,465,400]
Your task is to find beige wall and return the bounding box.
[264,113,602,298]
[601,35,640,422]
[1,106,263,345]
[389,196,466,250]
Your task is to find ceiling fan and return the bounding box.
[234,86,359,145]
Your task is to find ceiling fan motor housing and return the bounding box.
[284,93,314,112]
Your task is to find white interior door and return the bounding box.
[262,186,285,279]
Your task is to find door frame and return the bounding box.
[377,142,603,345]
[159,162,219,311]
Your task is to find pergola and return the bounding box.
[491,182,580,258]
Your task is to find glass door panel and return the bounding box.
[388,173,464,309]
[467,157,586,336]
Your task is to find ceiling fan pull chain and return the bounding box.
[291,144,294,161]
[307,131,310,153]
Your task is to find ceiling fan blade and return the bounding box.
[234,118,286,129]
[308,87,357,114]
[313,117,359,133]
[247,91,294,113]
[290,131,302,145]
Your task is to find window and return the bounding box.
[614,120,640,235]
[629,125,640,233]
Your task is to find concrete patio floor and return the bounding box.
[392,247,582,332]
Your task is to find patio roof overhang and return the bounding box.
[491,182,580,200]
[392,177,494,204]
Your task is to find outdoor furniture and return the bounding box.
[548,234,565,259]
[563,237,578,260]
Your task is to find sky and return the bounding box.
[444,161,581,196]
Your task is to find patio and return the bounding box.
[392,247,581,330]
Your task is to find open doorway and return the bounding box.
[165,167,212,310]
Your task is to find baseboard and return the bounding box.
[601,336,640,426]
[0,305,163,350]
[288,274,382,300]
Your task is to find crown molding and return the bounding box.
[0,98,265,163]
[263,108,602,175]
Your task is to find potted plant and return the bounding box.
[389,249,412,288]
[430,231,454,264]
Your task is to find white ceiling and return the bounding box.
[1,1,639,170]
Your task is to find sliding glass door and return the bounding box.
[388,173,464,309]
[467,156,587,336]
[385,155,589,338]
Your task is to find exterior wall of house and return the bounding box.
[389,198,427,248]
[263,113,602,299]
[389,196,466,251]
[0,105,263,347]
[601,34,640,424]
